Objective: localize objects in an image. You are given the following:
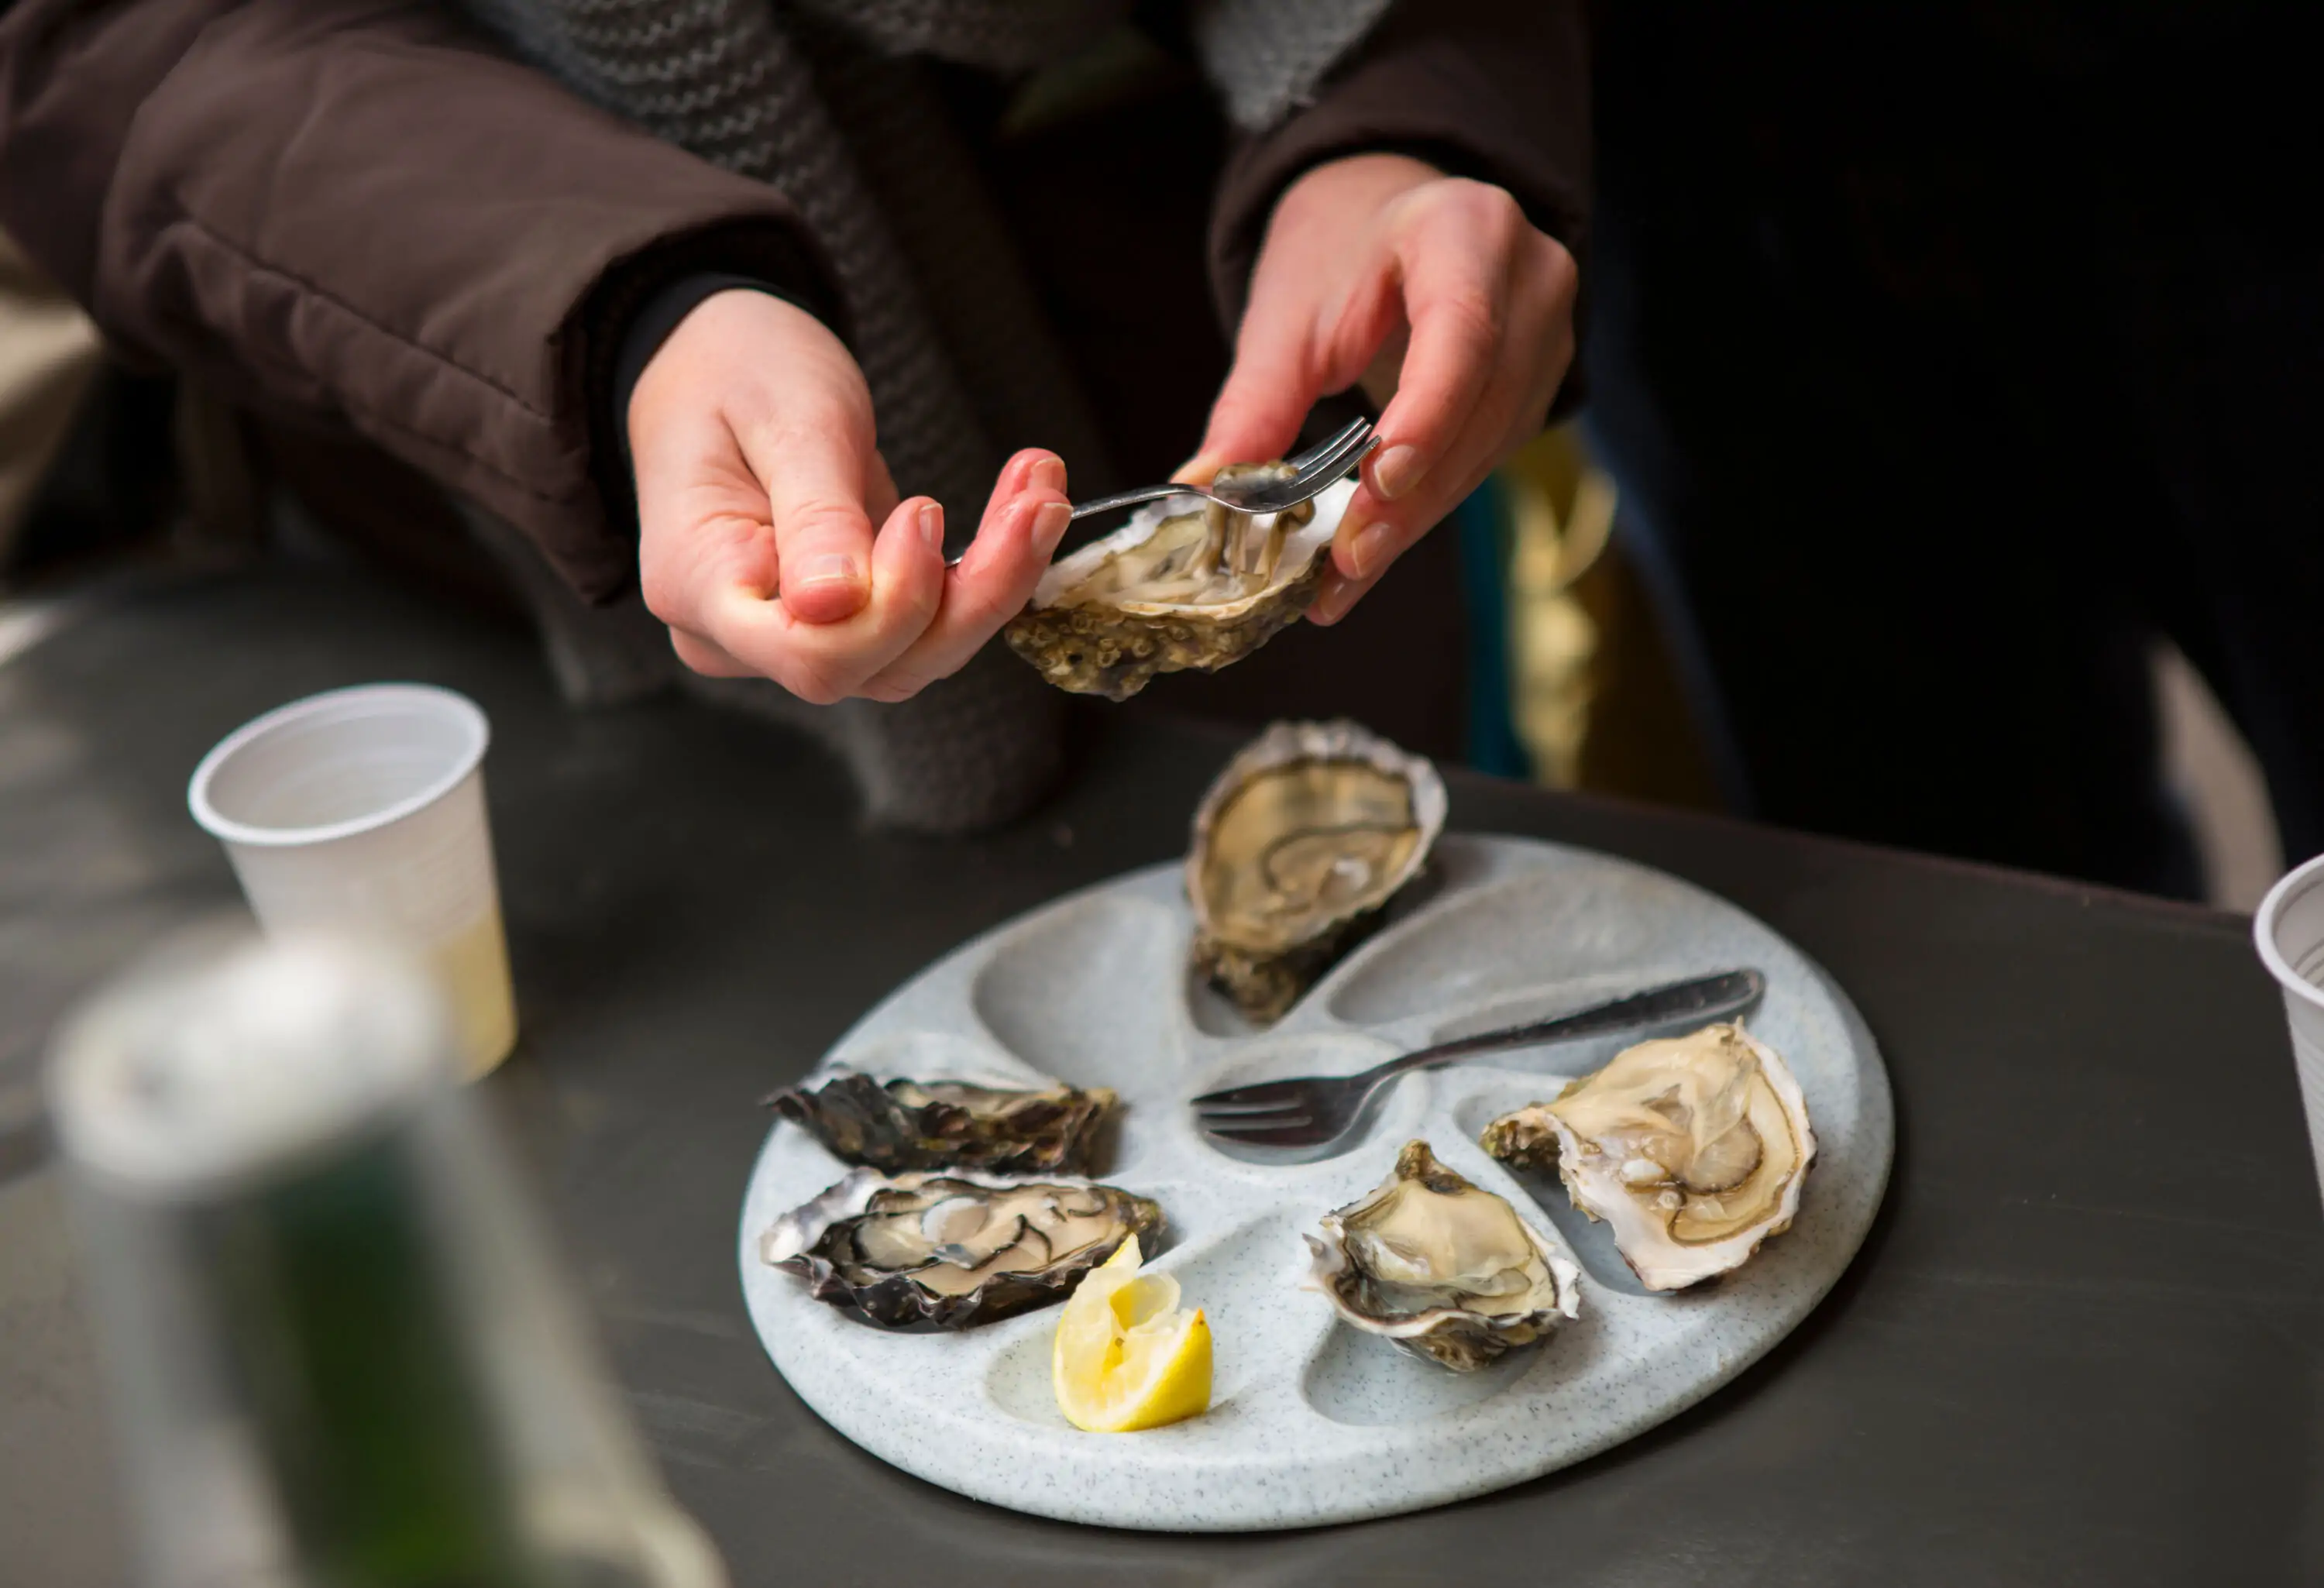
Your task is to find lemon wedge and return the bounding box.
[1052,1235,1212,1432]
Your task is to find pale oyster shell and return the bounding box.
[1003,476,1353,700]
[1187,719,1446,1023]
[1480,1021,1816,1291]
[761,1169,1162,1330]
[1303,1139,1581,1372]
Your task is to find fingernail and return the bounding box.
[1347,521,1393,579]
[1372,445,1425,501]
[1032,455,1067,493]
[1308,580,1353,626]
[1033,500,1072,552]
[918,503,942,552]
[795,553,861,590]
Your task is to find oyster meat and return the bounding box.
[1303,1139,1580,1372]
[765,1071,1117,1176]
[1003,472,1354,700]
[761,1169,1163,1330]
[1188,720,1446,1023]
[1480,1021,1815,1291]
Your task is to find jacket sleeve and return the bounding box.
[0,0,840,600]
[1206,0,1591,355]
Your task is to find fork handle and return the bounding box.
[1068,485,1195,521]
[1368,968,1765,1086]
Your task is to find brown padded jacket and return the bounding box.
[0,0,1587,605]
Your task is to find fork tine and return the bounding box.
[1286,417,1373,473]
[1191,1097,1308,1119]
[1076,420,1375,524]
[1284,428,1374,493]
[1202,1109,1316,1133]
[1200,1118,1330,1150]
[1188,1082,1307,1109]
[1067,483,1195,521]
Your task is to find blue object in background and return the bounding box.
[1451,473,1528,778]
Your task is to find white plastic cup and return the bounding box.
[2254,852,2324,1212]
[188,684,517,1080]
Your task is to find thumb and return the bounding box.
[731,404,882,627]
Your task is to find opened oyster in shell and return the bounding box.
[1003,472,1355,700]
[1480,1022,1816,1291]
[761,1169,1163,1330]
[1303,1139,1580,1372]
[765,1071,1118,1176]
[1188,720,1446,1023]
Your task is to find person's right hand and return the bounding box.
[629,289,1073,704]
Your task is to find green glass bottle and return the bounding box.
[50,933,724,1588]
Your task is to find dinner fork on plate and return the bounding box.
[1189,968,1766,1160]
[1067,417,1380,522]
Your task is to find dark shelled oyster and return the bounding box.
[766,1071,1116,1176]
[761,1169,1164,1331]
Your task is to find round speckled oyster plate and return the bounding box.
[737,835,1892,1531]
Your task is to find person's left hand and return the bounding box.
[1184,153,1577,625]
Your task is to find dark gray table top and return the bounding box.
[5,566,2320,1587]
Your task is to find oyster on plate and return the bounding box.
[761,1169,1163,1330]
[765,1071,1118,1176]
[1003,472,1354,700]
[1303,1139,1580,1372]
[1188,720,1446,1023]
[1480,1021,1816,1292]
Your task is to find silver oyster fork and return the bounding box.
[1190,968,1765,1160]
[1067,417,1380,522]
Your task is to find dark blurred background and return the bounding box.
[1,2,2302,911]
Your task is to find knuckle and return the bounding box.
[1525,234,1581,308]
[783,646,868,704]
[744,380,874,444]
[668,630,731,679]
[782,669,847,706]
[779,497,871,547]
[1535,229,1579,280]
[1482,184,1529,232]
[1425,178,1525,242]
[946,574,1028,636]
[637,543,696,627]
[641,572,686,627]
[948,596,1009,639]
[758,645,846,704]
[1432,285,1505,350]
[898,559,947,617]
[1478,183,1529,237]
